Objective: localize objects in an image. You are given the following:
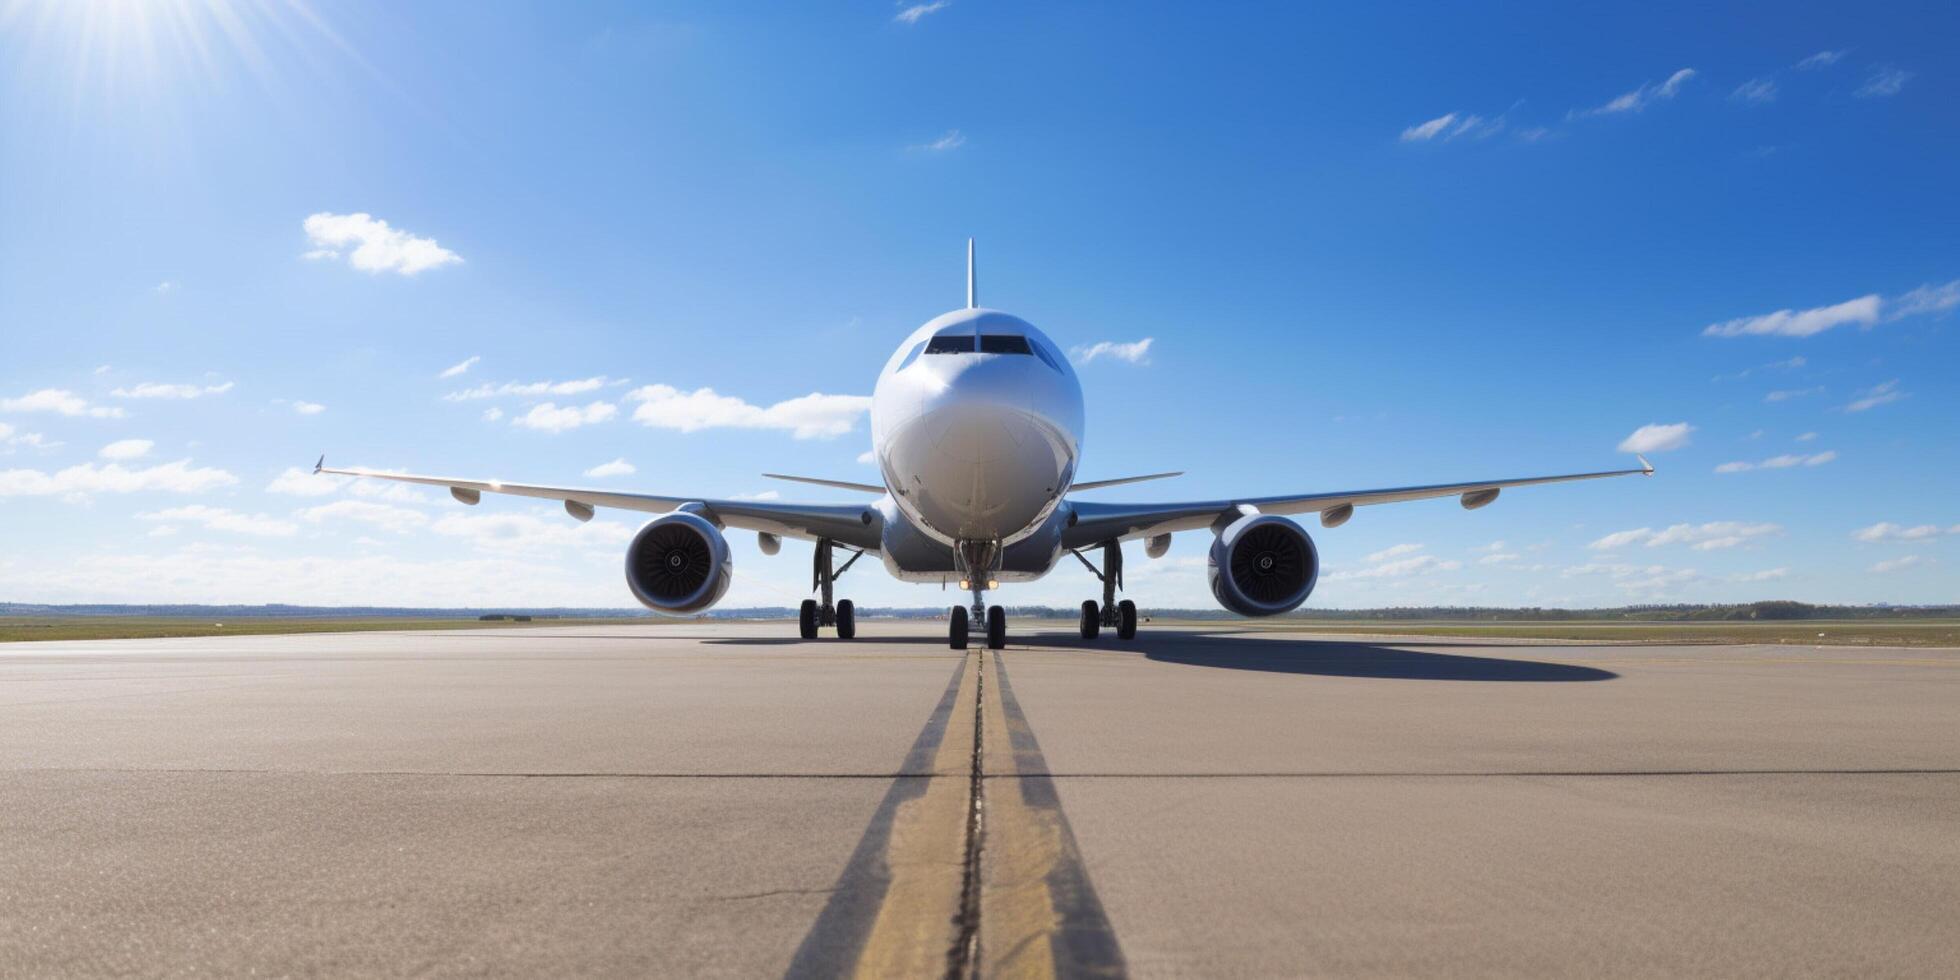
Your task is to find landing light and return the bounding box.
[959,579,970,590]
[988,579,999,589]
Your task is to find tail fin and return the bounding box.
[966,237,977,309]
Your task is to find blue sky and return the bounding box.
[2,0,1955,610]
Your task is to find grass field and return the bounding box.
[0,617,645,643]
[3,615,1957,647]
[1196,618,1960,648]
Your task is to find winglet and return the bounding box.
[313,454,325,474]
[965,237,977,309]
[1636,454,1654,475]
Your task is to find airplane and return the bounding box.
[319,241,1653,650]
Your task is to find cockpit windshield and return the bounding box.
[978,335,1033,355]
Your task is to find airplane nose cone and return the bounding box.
[886,403,1070,543]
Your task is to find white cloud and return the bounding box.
[894,0,950,25]
[111,381,233,399]
[298,499,428,534]
[1795,50,1845,70]
[731,490,782,501]
[1856,66,1910,98]
[1590,522,1782,551]
[482,407,504,422]
[1327,543,1462,581]
[1070,338,1154,365]
[1732,567,1789,583]
[1703,294,1880,337]
[625,385,871,439]
[0,459,238,498]
[1714,450,1836,473]
[154,281,175,294]
[1575,68,1695,117]
[302,212,461,276]
[1706,280,1957,339]
[1,388,125,418]
[1713,355,1806,381]
[137,505,297,537]
[585,458,636,478]
[1888,280,1960,319]
[1844,380,1905,412]
[1479,552,1521,565]
[1400,112,1458,142]
[512,401,618,433]
[430,509,634,556]
[1616,422,1693,453]
[911,129,966,152]
[444,377,613,400]
[1764,386,1823,403]
[857,449,877,465]
[98,439,154,460]
[1870,555,1929,574]
[1730,78,1777,104]
[439,355,481,379]
[265,466,428,503]
[293,401,326,415]
[1853,522,1948,543]
[1366,543,1423,563]
[1561,561,1700,595]
[266,466,344,497]
[1795,431,1817,442]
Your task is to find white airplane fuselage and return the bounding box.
[870,307,1085,583]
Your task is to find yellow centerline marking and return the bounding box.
[849,651,980,978]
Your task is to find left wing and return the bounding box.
[317,460,883,551]
[1061,457,1652,551]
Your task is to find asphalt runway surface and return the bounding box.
[3,622,1957,977]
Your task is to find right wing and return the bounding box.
[1062,458,1652,551]
[317,460,883,551]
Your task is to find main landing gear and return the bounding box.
[1072,539,1139,641]
[948,540,1007,651]
[799,538,864,640]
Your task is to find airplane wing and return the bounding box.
[1061,457,1652,551]
[316,460,883,551]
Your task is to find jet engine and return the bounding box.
[625,511,733,614]
[1208,513,1319,616]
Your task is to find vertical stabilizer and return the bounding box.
[966,238,977,309]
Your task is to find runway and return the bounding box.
[3,622,1957,977]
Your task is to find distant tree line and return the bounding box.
[6,600,1954,621]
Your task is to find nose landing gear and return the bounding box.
[801,539,864,640]
[948,540,1007,650]
[1072,539,1140,641]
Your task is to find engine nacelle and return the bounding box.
[625,512,733,614]
[1208,513,1319,616]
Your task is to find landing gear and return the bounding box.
[1071,540,1141,642]
[948,539,1006,650]
[804,538,865,640]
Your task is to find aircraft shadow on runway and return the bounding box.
[697,629,1618,682]
[1131,633,1618,682]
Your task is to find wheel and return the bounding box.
[949,606,969,650]
[799,599,819,639]
[1116,599,1138,640]
[986,605,1006,650]
[1079,600,1100,640]
[835,599,856,640]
